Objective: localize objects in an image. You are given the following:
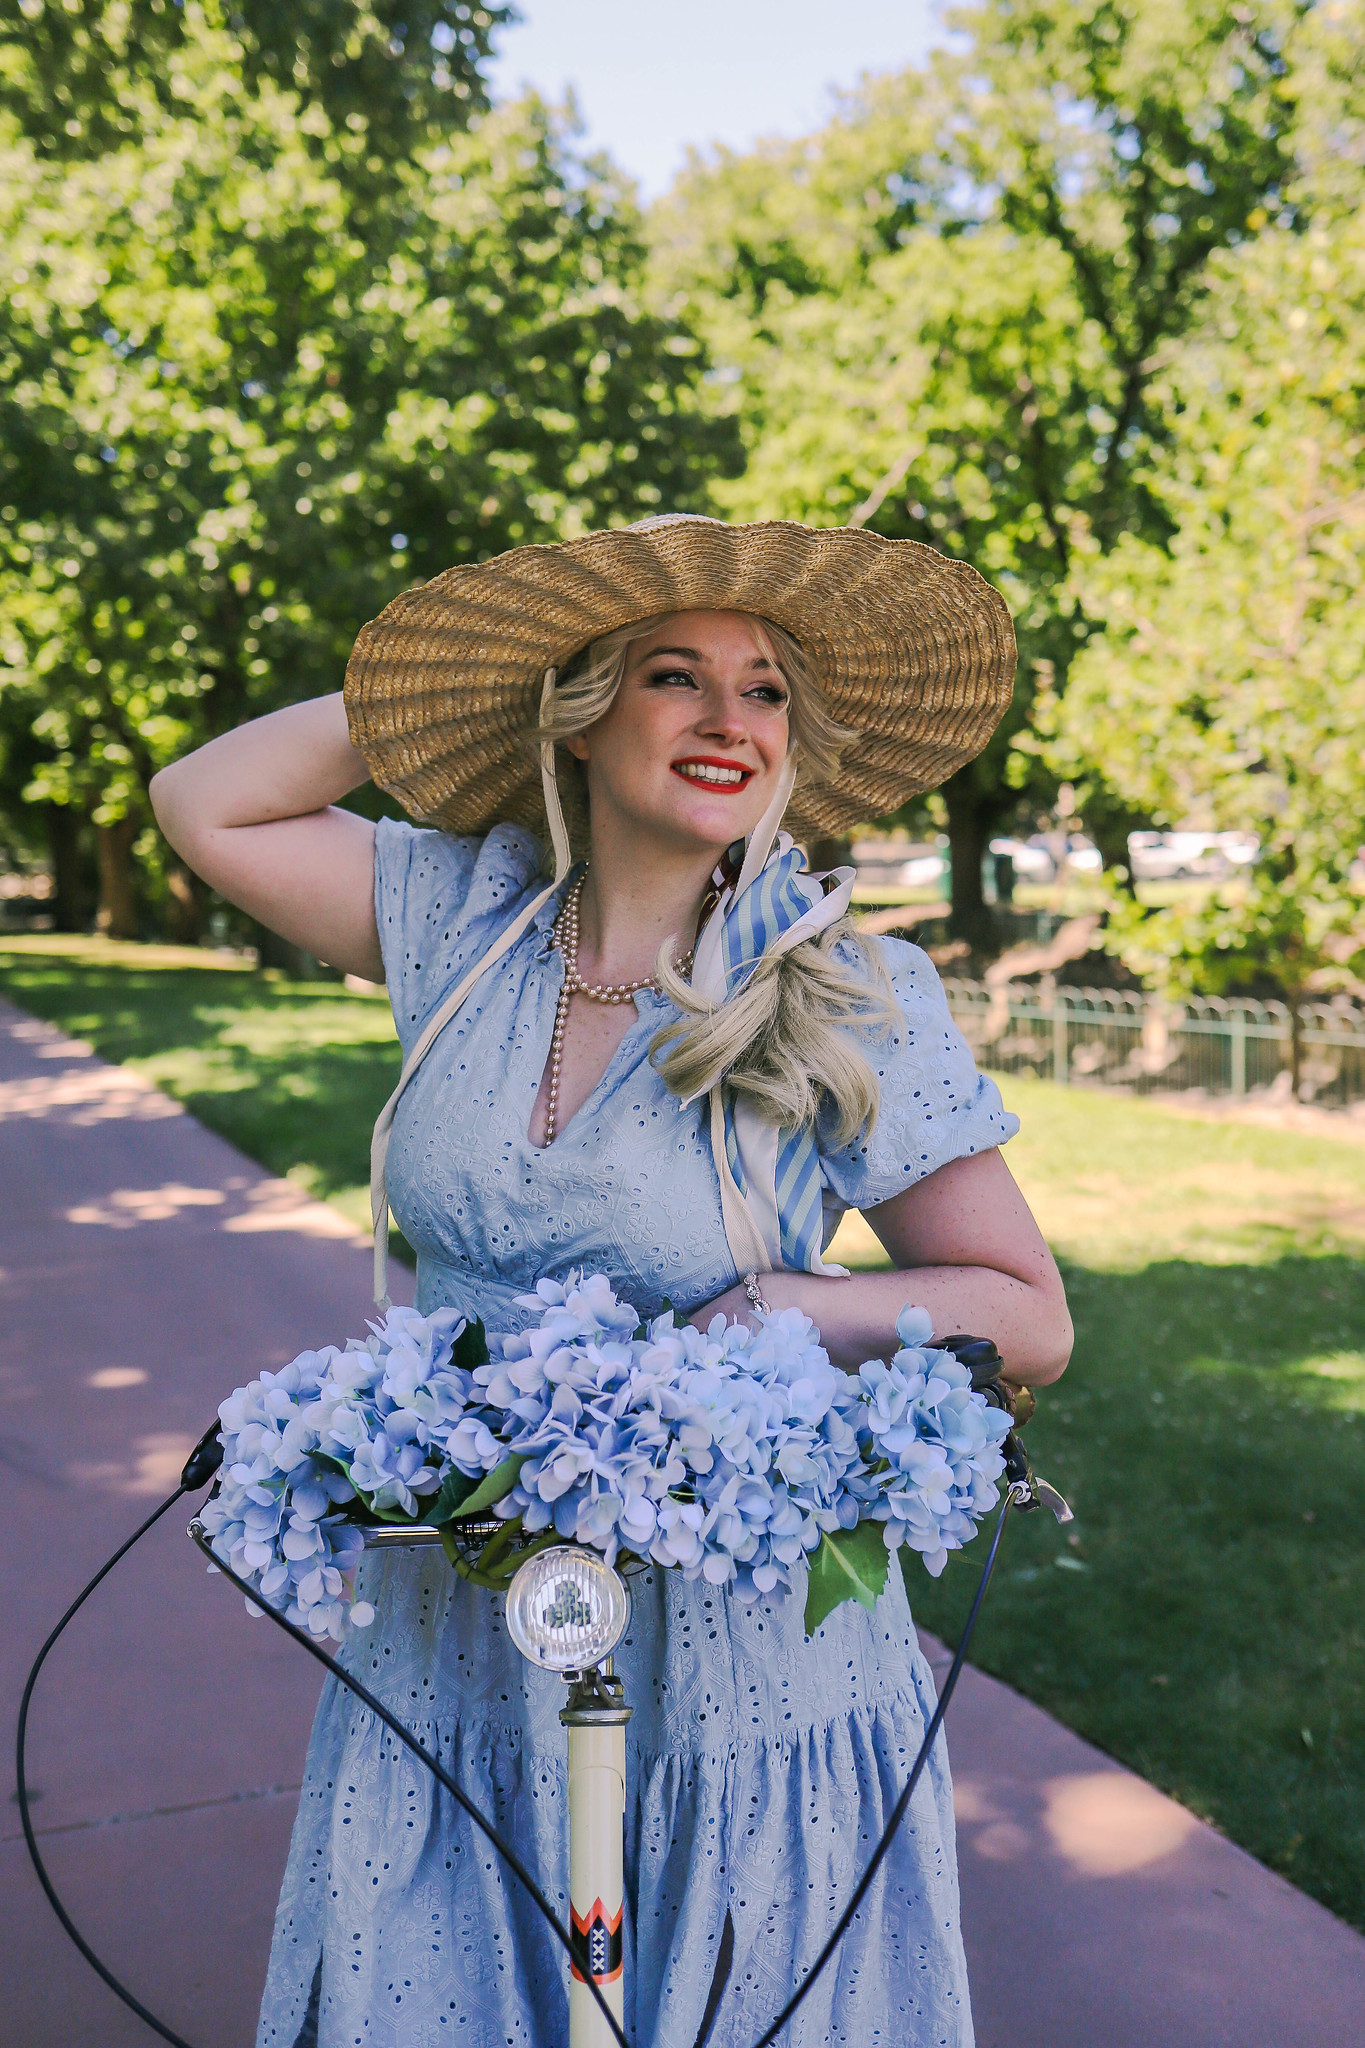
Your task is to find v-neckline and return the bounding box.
[522,950,665,1155]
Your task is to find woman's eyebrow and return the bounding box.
[642,644,704,660]
[641,644,781,671]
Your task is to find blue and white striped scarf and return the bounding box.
[689,827,855,1276]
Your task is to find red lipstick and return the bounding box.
[670,755,756,792]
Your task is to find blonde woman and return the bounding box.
[152,516,1071,2048]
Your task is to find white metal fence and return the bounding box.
[941,979,1365,1107]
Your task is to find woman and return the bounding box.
[152,515,1071,2048]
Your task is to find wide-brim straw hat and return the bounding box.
[343,516,1016,840]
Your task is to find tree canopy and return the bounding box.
[4,0,1365,1004]
[651,0,1302,927]
[1,0,513,160]
[0,4,736,933]
[1049,1,1365,1008]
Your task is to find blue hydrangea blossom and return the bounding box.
[204,1276,1013,1632]
[846,1304,1013,1576]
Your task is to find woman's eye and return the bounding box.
[747,684,789,707]
[648,667,697,688]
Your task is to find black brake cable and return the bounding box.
[18,1427,1026,2048]
[15,1480,201,2048]
[186,1523,632,2048]
[14,1424,629,2048]
[750,1483,1021,2048]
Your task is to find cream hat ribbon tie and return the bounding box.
[368,669,568,1306]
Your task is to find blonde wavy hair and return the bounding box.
[535,611,897,1147]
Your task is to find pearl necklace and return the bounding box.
[542,873,693,1146]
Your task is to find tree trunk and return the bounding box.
[1082,788,1146,899]
[48,805,96,931]
[807,834,852,874]
[253,920,335,979]
[944,771,993,944]
[165,861,207,945]
[95,817,141,939]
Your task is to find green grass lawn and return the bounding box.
[4,935,1364,1929]
[0,933,396,1235]
[834,1083,1365,1932]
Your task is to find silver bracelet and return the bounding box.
[741,1271,772,1316]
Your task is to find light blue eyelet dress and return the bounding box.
[256,820,1018,2048]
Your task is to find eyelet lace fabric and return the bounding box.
[255,820,1017,2048]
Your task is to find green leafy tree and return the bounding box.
[0,8,737,936]
[1051,28,1365,1070]
[0,0,513,159]
[651,0,1298,934]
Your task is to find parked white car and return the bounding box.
[1127,831,1260,880]
[1064,836,1102,873]
[989,837,1053,881]
[852,841,948,890]
[988,834,1102,882]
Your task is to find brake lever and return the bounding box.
[937,1335,1074,1525]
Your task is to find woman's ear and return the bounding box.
[565,733,591,763]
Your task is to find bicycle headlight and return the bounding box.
[505,1546,630,1674]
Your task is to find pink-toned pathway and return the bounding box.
[2,997,1362,2048]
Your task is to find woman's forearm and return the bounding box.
[739,1265,1072,1382]
[150,693,369,840]
[149,693,384,980]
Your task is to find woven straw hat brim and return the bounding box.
[343,519,1016,839]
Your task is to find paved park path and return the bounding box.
[3,994,1363,2048]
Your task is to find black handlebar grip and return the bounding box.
[181,1420,225,1492]
[936,1334,1005,1390]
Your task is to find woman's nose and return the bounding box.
[695,690,750,743]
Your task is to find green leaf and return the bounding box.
[450,1317,489,1373]
[804,1521,893,1636]
[311,1450,355,1479]
[426,1466,480,1525]
[426,1445,515,1526]
[441,1453,525,1522]
[352,1488,432,1526]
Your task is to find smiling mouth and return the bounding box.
[671,758,756,790]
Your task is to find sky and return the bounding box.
[485,1,944,199]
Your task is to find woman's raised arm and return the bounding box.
[149,692,384,982]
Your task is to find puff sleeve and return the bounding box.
[819,935,1018,1222]
[373,817,546,1057]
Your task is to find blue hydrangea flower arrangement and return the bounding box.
[200,1277,1012,1639]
